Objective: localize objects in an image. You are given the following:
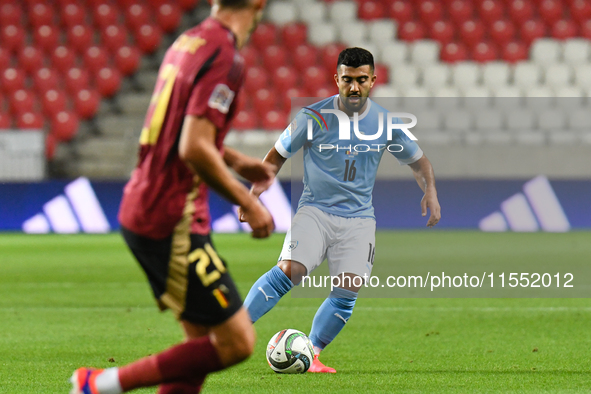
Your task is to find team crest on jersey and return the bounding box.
[208,84,235,114]
[284,118,297,138]
[288,241,298,251]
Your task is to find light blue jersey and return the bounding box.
[275,95,423,219]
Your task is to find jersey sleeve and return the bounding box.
[185,47,239,130]
[274,110,308,159]
[387,117,423,165]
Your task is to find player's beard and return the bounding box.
[341,94,367,114]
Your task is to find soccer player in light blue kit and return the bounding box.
[242,48,441,373]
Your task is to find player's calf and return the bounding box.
[209,308,256,366]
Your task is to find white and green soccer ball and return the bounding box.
[266,329,314,374]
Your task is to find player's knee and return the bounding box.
[277,260,307,285]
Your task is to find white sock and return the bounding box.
[313,346,322,356]
[94,368,123,394]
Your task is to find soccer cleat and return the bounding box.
[70,368,103,394]
[307,355,336,373]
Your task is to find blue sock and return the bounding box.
[309,287,358,351]
[244,266,293,323]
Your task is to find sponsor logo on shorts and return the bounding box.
[288,241,298,251]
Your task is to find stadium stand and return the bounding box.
[0,0,590,179]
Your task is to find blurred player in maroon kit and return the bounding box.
[70,1,273,393]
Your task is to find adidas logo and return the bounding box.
[479,176,570,232]
[212,179,292,233]
[22,177,111,234]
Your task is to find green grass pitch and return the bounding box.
[1,231,590,393]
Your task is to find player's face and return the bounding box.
[335,65,376,113]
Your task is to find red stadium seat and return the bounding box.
[374,63,389,85]
[440,42,468,62]
[0,112,11,129]
[100,24,129,53]
[155,3,181,33]
[449,0,473,26]
[1,25,25,53]
[520,19,546,45]
[551,19,578,40]
[10,89,37,115]
[320,43,346,74]
[134,24,162,54]
[16,111,44,129]
[490,20,515,46]
[95,67,121,97]
[1,68,26,95]
[310,85,334,99]
[472,41,498,62]
[282,87,306,112]
[502,40,528,63]
[33,67,60,93]
[399,21,426,41]
[176,0,198,11]
[292,44,319,72]
[389,0,413,24]
[263,45,288,73]
[478,0,504,25]
[508,0,533,25]
[34,25,59,53]
[250,23,277,51]
[125,3,151,30]
[17,46,44,74]
[83,46,109,75]
[571,0,591,24]
[64,67,90,94]
[430,20,454,45]
[460,20,485,48]
[281,23,307,52]
[0,48,9,71]
[418,0,443,25]
[0,3,22,26]
[28,3,54,27]
[67,24,94,54]
[262,110,287,131]
[232,109,257,130]
[240,46,259,68]
[61,3,86,27]
[272,66,298,92]
[254,88,277,116]
[302,66,327,94]
[539,0,563,26]
[73,88,101,119]
[114,45,141,76]
[51,110,79,141]
[359,1,386,20]
[94,3,119,28]
[243,66,269,94]
[581,19,591,40]
[41,89,68,117]
[51,46,76,72]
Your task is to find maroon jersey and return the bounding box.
[119,18,244,239]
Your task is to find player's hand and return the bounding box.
[235,157,277,194]
[241,198,275,238]
[421,190,441,228]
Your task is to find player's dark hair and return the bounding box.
[217,0,251,8]
[337,47,374,72]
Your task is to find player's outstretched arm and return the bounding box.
[179,115,274,238]
[223,146,277,195]
[237,147,286,223]
[409,155,441,228]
